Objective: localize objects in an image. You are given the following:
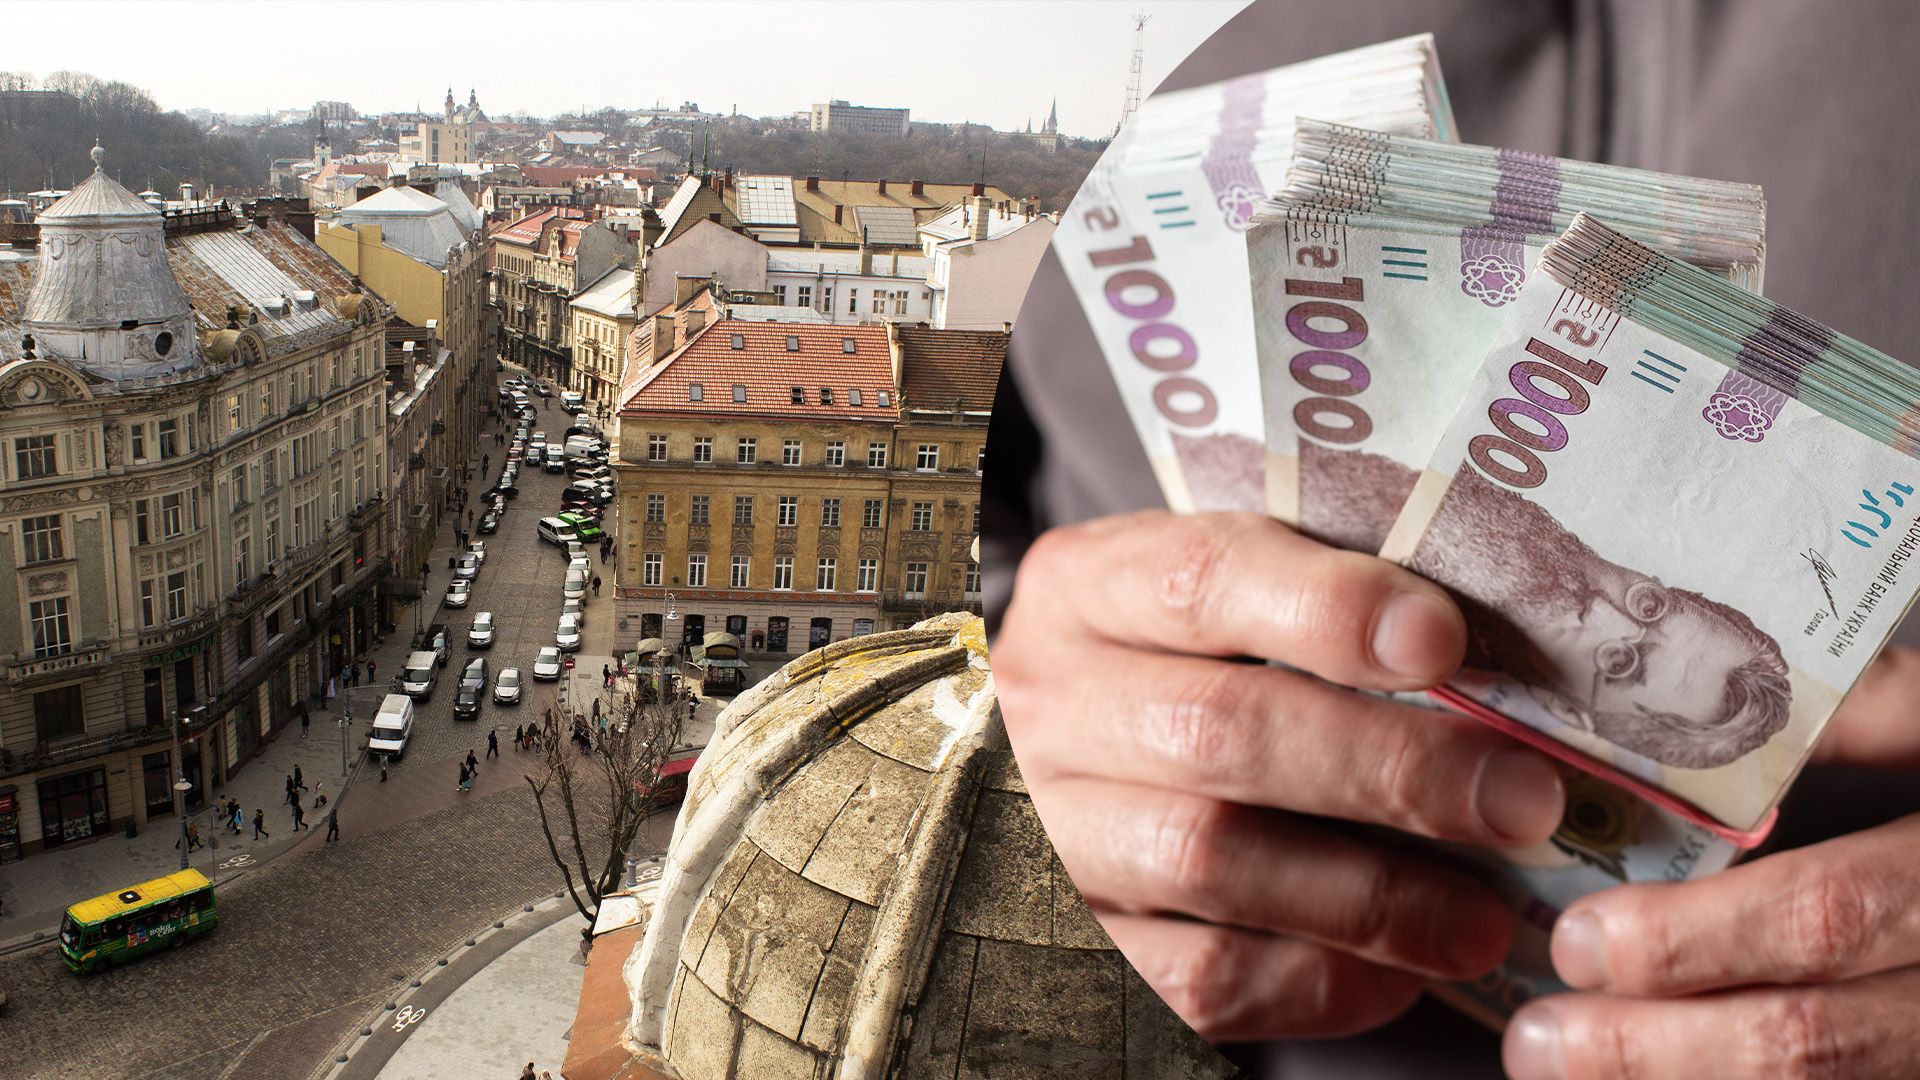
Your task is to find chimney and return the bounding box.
[858,245,873,275]
[969,196,991,241]
[650,313,675,361]
[970,181,985,197]
[708,212,721,223]
[833,204,843,226]
[909,178,924,197]
[684,307,708,335]
[805,175,820,192]
[876,178,887,195]
[723,166,733,189]
[675,276,708,307]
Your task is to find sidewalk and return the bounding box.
[0,412,507,950]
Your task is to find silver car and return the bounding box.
[454,553,480,580]
[467,611,495,648]
[532,647,563,680]
[561,597,586,627]
[445,579,471,609]
[493,667,522,704]
[556,613,582,652]
[466,541,487,566]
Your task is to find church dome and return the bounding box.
[624,613,1229,1079]
[22,146,198,380]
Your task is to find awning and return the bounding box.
[699,658,748,669]
[632,638,668,655]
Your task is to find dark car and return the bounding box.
[564,423,601,441]
[477,511,500,535]
[496,474,518,497]
[415,623,451,667]
[452,685,482,721]
[459,656,488,694]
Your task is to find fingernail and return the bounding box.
[1370,590,1462,681]
[1552,910,1610,990]
[1473,750,1565,842]
[1504,1007,1566,1080]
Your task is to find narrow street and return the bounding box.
[0,394,693,1079]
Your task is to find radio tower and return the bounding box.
[1117,11,1151,136]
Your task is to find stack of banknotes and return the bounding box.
[1057,37,1920,1025]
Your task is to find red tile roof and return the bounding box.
[895,327,1007,414]
[521,165,608,187]
[488,207,590,261]
[621,319,897,424]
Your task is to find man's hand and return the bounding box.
[994,510,1566,1040]
[1504,646,1920,1079]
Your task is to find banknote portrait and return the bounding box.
[1409,465,1792,769]
[1297,440,1420,553]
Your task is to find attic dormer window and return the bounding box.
[841,337,856,354]
[877,390,892,407]
[688,383,703,402]
[154,331,173,357]
[820,388,833,405]
[732,384,747,403]
[785,335,800,352]
[730,333,744,350]
[790,387,804,405]
[849,388,862,406]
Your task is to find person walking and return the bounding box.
[252,808,269,840]
[380,755,389,783]
[301,707,311,739]
[291,801,307,831]
[285,774,297,806]
[592,574,601,597]
[367,658,377,683]
[457,762,472,792]
[294,765,306,792]
[513,723,524,752]
[521,1064,537,1080]
[466,748,479,775]
[602,663,612,689]
[187,819,202,852]
[325,809,340,844]
[487,729,499,758]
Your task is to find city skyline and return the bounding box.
[10,0,1245,139]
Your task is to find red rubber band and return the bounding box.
[1427,685,1778,850]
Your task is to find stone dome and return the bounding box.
[623,613,1231,1079]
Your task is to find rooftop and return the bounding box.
[621,319,895,423]
[766,248,931,279]
[572,267,635,320]
[895,326,1007,414]
[330,185,469,268]
[167,219,364,344]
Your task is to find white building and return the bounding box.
[763,248,932,326]
[920,196,1056,330]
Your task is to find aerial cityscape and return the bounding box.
[0,6,1249,1073]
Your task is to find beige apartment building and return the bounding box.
[0,154,390,858]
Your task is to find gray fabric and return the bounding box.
[984,2,1920,1075]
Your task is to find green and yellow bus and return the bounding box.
[59,868,217,974]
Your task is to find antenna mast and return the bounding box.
[1117,11,1151,136]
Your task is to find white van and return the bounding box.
[559,390,585,413]
[536,517,577,548]
[400,650,438,699]
[563,435,601,461]
[368,694,415,759]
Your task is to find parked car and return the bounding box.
[564,423,600,441]
[536,517,577,547]
[495,473,518,498]
[556,613,582,651]
[454,554,480,580]
[636,753,699,808]
[467,611,495,648]
[528,431,548,450]
[561,596,586,627]
[569,463,612,483]
[493,667,523,705]
[415,623,451,667]
[559,390,585,413]
[562,569,586,603]
[401,651,438,700]
[459,656,488,694]
[370,695,415,759]
[466,541,487,566]
[542,446,567,473]
[445,579,471,608]
[557,512,603,543]
[477,511,500,535]
[533,381,552,398]
[532,647,563,680]
[453,685,483,721]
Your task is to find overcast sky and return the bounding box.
[19,0,1246,138]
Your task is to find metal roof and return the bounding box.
[331,185,467,268]
[572,267,634,319]
[654,176,705,240]
[733,174,797,226]
[850,204,919,247]
[37,167,160,225]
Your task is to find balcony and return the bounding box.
[2,640,114,688]
[2,719,170,781]
[134,609,217,654]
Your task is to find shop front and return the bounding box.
[0,787,21,863]
[37,767,110,848]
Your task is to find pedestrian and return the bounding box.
[591,698,601,723]
[513,723,524,751]
[294,765,306,791]
[602,663,612,688]
[466,749,479,776]
[482,454,490,473]
[521,1064,536,1080]
[487,729,499,758]
[688,698,697,724]
[380,755,389,783]
[285,773,296,802]
[458,762,471,792]
[314,781,328,808]
[301,708,311,738]
[449,554,457,571]
[291,802,307,831]
[325,809,340,844]
[592,574,601,597]
[367,658,377,682]
[252,808,269,840]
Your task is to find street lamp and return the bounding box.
[339,694,352,779]
[169,713,192,871]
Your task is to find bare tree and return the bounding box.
[526,680,687,924]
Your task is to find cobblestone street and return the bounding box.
[0,395,695,1078]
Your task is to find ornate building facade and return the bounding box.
[0,150,389,858]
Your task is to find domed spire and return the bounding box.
[90,142,105,172]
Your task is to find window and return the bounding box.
[692,436,712,463]
[732,384,747,403]
[848,290,859,315]
[976,446,986,474]
[867,442,887,468]
[822,287,833,312]
[647,434,668,461]
[643,552,662,587]
[856,558,878,592]
[730,555,750,588]
[139,579,157,628]
[911,501,933,531]
[841,337,856,354]
[165,571,189,622]
[796,287,811,309]
[14,434,55,479]
[130,424,146,462]
[645,494,665,523]
[782,439,802,465]
[729,333,744,350]
[849,389,863,406]
[690,495,710,525]
[817,558,837,591]
[773,556,793,590]
[33,684,83,743]
[686,553,707,587]
[30,596,70,658]
[821,498,840,527]
[159,493,185,539]
[785,335,802,354]
[230,465,248,509]
[862,499,883,528]
[21,515,62,563]
[825,441,845,467]
[262,451,278,490]
[871,293,886,314]
[777,496,797,527]
[737,437,757,464]
[790,387,805,405]
[773,285,787,305]
[235,534,251,584]
[820,388,834,405]
[688,383,704,402]
[226,393,243,433]
[965,561,981,596]
[894,292,909,316]
[904,562,929,599]
[877,390,892,407]
[917,444,939,471]
[971,503,981,533]
[733,495,754,525]
[265,518,279,562]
